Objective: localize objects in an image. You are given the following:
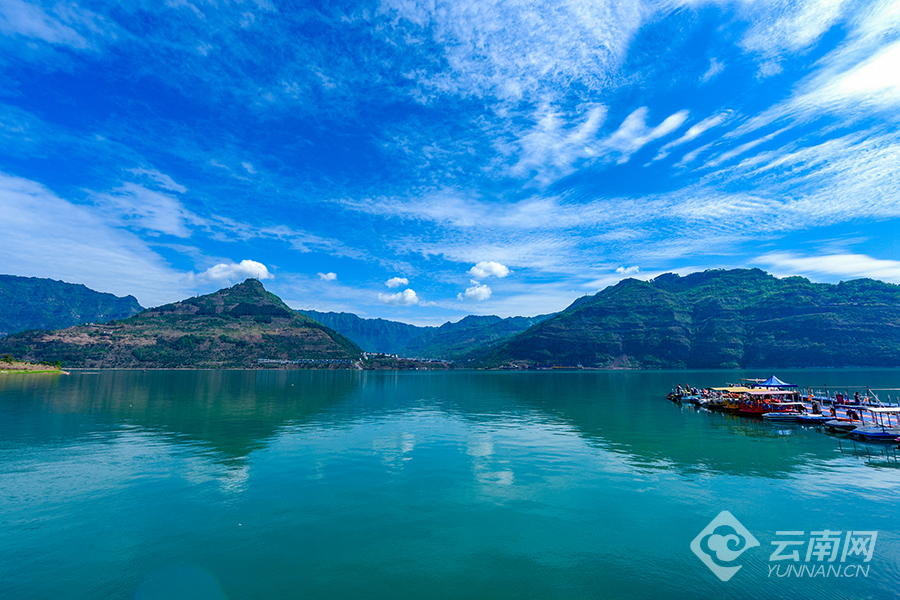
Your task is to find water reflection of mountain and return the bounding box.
[337,370,848,478]
[473,369,900,477]
[4,369,897,475]
[0,370,360,460]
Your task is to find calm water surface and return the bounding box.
[1,369,898,599]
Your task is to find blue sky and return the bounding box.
[2,0,900,325]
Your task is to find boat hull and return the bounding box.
[823,419,861,433]
[851,427,900,441]
[763,412,803,422]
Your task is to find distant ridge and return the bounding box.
[0,275,143,337]
[0,279,361,368]
[483,269,900,369]
[401,314,553,361]
[300,310,552,360]
[300,310,425,354]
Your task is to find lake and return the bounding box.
[1,369,898,599]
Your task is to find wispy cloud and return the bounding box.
[318,272,337,281]
[379,0,649,104]
[700,57,724,83]
[704,128,787,168]
[727,1,900,138]
[0,0,105,49]
[588,107,688,165]
[127,168,188,194]
[94,183,204,238]
[653,111,731,162]
[0,171,193,306]
[511,103,607,184]
[757,252,900,284]
[737,0,848,73]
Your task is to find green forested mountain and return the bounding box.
[402,314,553,361]
[300,310,426,354]
[8,269,900,370]
[300,310,551,360]
[483,269,900,369]
[0,275,143,337]
[0,279,361,368]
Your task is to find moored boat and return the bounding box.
[762,402,810,422]
[823,418,863,433]
[849,407,900,442]
[796,413,828,424]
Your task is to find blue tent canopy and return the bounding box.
[761,375,797,388]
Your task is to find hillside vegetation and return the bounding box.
[0,275,142,337]
[300,310,551,360]
[483,269,900,369]
[0,279,361,368]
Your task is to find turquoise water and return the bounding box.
[1,369,898,599]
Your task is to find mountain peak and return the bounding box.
[234,278,266,292]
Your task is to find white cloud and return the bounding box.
[318,272,337,281]
[738,0,848,69]
[727,3,900,138]
[468,261,510,279]
[380,0,649,105]
[589,107,688,164]
[199,260,274,283]
[128,168,187,193]
[756,252,900,284]
[458,280,492,301]
[94,183,203,238]
[615,265,640,275]
[0,171,193,306]
[0,0,91,48]
[814,39,900,110]
[512,103,607,183]
[386,276,409,287]
[378,288,419,305]
[675,142,713,167]
[700,57,724,83]
[705,128,787,168]
[241,161,256,174]
[654,111,731,161]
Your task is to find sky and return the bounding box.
[2,0,900,325]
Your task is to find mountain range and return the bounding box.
[0,275,143,337]
[4,269,900,369]
[484,269,900,369]
[0,279,360,368]
[299,310,551,360]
